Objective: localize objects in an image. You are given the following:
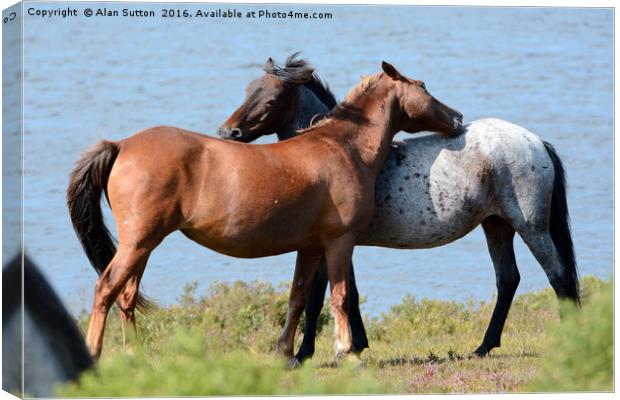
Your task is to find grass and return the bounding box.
[58,276,612,396]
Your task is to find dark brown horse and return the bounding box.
[67,62,462,361]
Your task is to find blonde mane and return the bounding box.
[297,73,383,133]
[343,73,383,103]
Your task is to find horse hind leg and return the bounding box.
[116,258,149,346]
[518,227,578,303]
[85,244,151,359]
[474,216,519,357]
[116,283,136,347]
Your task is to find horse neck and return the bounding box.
[321,85,399,178]
[277,85,331,141]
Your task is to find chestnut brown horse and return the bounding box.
[219,54,371,359]
[67,61,462,361]
[219,54,580,363]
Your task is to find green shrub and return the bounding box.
[529,279,612,392]
[57,326,386,396]
[65,276,610,395]
[94,281,295,358]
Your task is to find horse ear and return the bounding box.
[382,61,404,80]
[263,57,274,71]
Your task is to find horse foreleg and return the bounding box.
[347,264,369,354]
[324,234,356,361]
[296,259,369,363]
[85,245,150,360]
[475,216,519,357]
[295,257,329,363]
[276,250,322,366]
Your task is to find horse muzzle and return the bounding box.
[451,111,464,129]
[218,126,244,141]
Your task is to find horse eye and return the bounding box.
[420,82,426,90]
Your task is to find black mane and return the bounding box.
[264,52,338,110]
[304,75,338,110]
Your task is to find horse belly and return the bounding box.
[357,146,490,249]
[180,225,309,258]
[359,199,480,249]
[182,193,324,258]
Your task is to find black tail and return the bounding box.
[543,140,580,305]
[67,141,153,313]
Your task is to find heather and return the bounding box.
[59,276,612,395]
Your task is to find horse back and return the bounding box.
[358,118,554,248]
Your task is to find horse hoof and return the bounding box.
[294,354,308,365]
[88,347,101,362]
[351,345,366,356]
[472,345,490,358]
[295,348,314,364]
[286,357,301,369]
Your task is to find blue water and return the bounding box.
[16,4,613,317]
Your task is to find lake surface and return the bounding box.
[13,4,613,317]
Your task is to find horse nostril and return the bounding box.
[452,111,463,126]
[450,114,463,130]
[218,126,243,140]
[218,126,231,137]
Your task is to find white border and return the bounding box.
[0,1,615,400]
